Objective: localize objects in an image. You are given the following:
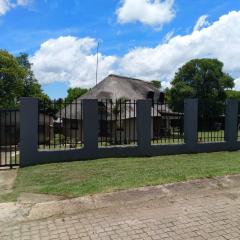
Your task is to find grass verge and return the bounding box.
[1,151,240,202]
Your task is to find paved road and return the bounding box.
[1,176,240,240]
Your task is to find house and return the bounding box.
[59,74,182,144]
[0,110,53,146]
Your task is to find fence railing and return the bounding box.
[19,98,240,167]
[152,101,184,144]
[238,102,240,142]
[98,99,137,146]
[0,109,20,168]
[38,100,83,150]
[198,100,225,143]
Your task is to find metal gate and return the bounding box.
[0,109,20,168]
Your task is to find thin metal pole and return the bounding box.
[96,42,100,86]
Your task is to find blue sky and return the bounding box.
[1,0,240,99]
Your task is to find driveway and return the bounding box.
[0,175,240,240]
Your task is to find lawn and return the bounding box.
[1,151,240,202]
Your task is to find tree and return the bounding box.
[65,87,88,103]
[0,50,26,108]
[151,80,161,89]
[16,53,48,101]
[167,59,234,117]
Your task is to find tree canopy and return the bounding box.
[151,80,161,89]
[0,51,48,108]
[167,58,234,116]
[65,87,88,103]
[0,50,26,108]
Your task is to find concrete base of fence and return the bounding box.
[20,98,240,167]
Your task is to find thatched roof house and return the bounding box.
[60,74,175,119]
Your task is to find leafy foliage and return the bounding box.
[151,80,161,89]
[167,58,234,117]
[65,87,88,103]
[0,50,26,108]
[0,51,49,109]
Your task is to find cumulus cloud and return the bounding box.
[193,15,210,31]
[116,0,175,27]
[30,36,117,88]
[0,0,30,15]
[235,78,240,91]
[118,11,240,88]
[31,11,240,90]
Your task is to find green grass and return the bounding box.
[1,151,240,203]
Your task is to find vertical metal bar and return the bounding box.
[120,99,122,145]
[110,100,113,145]
[9,111,12,168]
[59,100,62,149]
[99,100,101,146]
[133,100,136,144]
[157,102,160,144]
[106,99,108,146]
[75,100,77,148]
[53,100,56,149]
[124,100,127,144]
[81,101,83,147]
[0,111,2,166]
[115,99,117,145]
[64,99,67,149]
[128,101,131,144]
[48,100,51,149]
[43,99,46,149]
[4,111,7,166]
[14,110,17,165]
[70,101,72,148]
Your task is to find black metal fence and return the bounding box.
[98,99,137,146]
[238,102,240,142]
[38,100,83,150]
[198,100,225,142]
[152,101,184,144]
[0,109,20,168]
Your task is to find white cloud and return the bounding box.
[0,0,30,15]
[235,78,240,91]
[0,0,10,15]
[31,11,240,91]
[118,11,240,89]
[116,0,175,27]
[30,36,117,88]
[193,15,210,31]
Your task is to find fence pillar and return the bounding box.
[225,99,238,144]
[20,98,38,167]
[82,99,98,153]
[184,99,198,145]
[137,100,152,151]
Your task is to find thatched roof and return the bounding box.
[60,75,175,120]
[79,74,161,101]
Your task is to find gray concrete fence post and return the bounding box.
[184,98,198,146]
[20,97,39,167]
[225,99,238,144]
[137,100,152,152]
[82,99,99,153]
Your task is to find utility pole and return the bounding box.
[96,42,100,86]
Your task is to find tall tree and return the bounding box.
[16,53,48,100]
[65,87,88,103]
[167,58,234,116]
[0,50,26,108]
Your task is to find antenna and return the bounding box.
[96,42,100,85]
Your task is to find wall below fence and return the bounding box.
[20,98,240,167]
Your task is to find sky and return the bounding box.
[1,0,240,99]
